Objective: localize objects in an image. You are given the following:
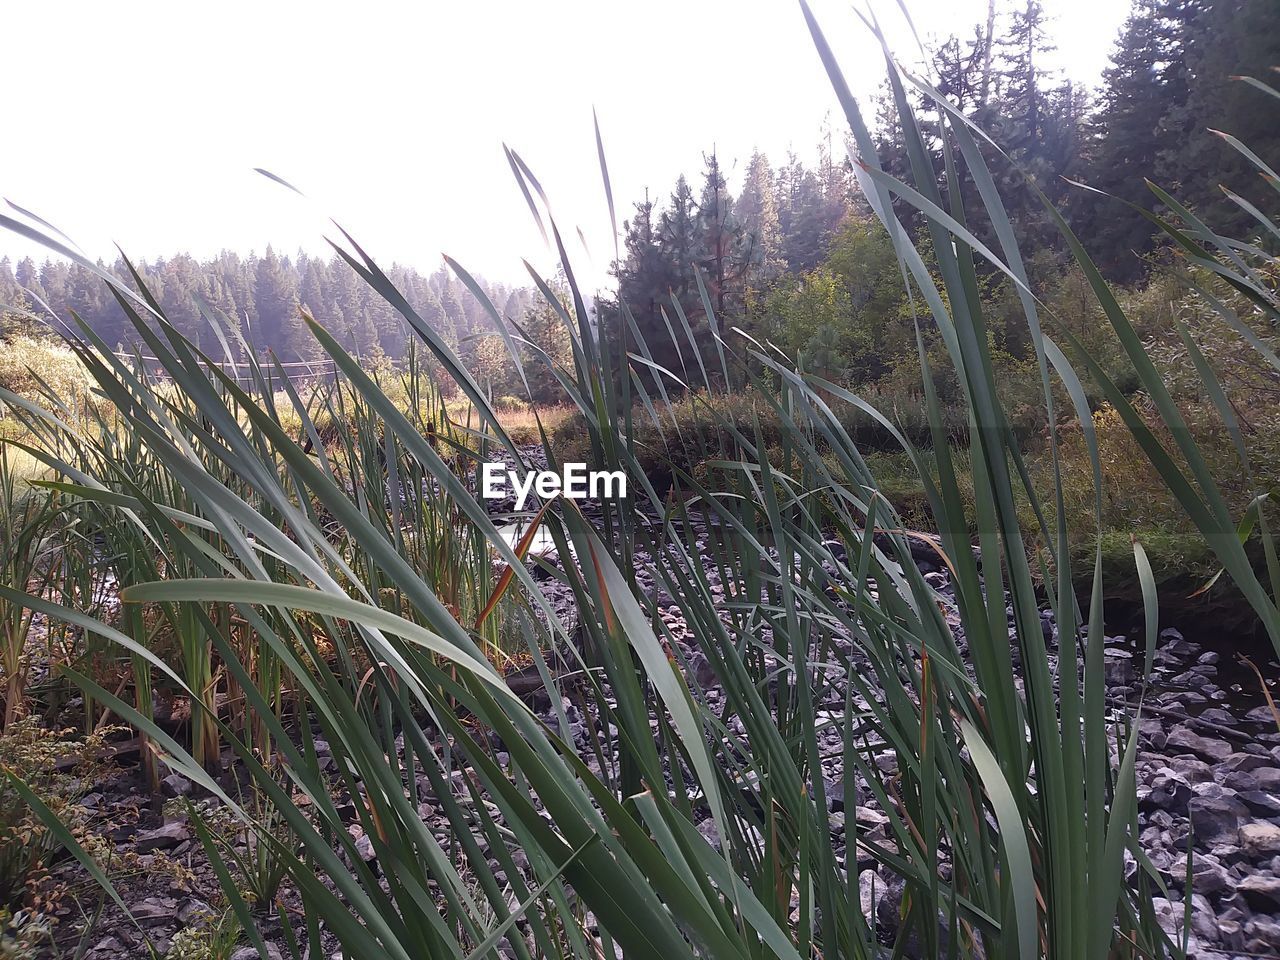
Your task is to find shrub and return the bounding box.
[0,337,96,414]
[0,721,115,911]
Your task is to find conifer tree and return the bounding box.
[695,150,750,318]
[1079,0,1185,280]
[736,151,785,282]
[253,247,301,359]
[1159,0,1280,233]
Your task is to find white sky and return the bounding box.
[2,0,1131,291]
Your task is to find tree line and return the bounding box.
[603,0,1279,388]
[0,248,544,364]
[1,0,1275,405]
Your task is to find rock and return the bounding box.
[1239,821,1280,857]
[1140,768,1191,812]
[1244,917,1280,955]
[1189,795,1248,844]
[1221,753,1269,773]
[177,899,213,924]
[160,773,193,797]
[1165,726,1233,764]
[232,947,281,960]
[1175,854,1231,899]
[1149,898,1199,956]
[1254,766,1280,792]
[858,870,883,918]
[1238,791,1280,818]
[1238,874,1280,910]
[1217,917,1244,951]
[133,821,189,852]
[826,776,849,813]
[1167,756,1215,784]
[1188,894,1219,943]
[128,897,174,923]
[690,654,717,689]
[696,817,720,847]
[854,806,890,829]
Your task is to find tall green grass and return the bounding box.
[2,4,1278,959]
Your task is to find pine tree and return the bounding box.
[695,150,750,318]
[439,286,466,341]
[615,191,677,377]
[991,0,1078,254]
[519,300,572,404]
[1079,0,1185,280]
[1159,0,1280,233]
[253,247,301,359]
[737,151,785,282]
[659,175,700,306]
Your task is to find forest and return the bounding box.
[1,1,1280,959]
[4,0,1274,400]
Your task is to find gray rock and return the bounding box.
[1221,753,1269,773]
[177,899,213,924]
[1140,768,1191,812]
[1244,916,1280,955]
[1239,821,1280,857]
[1189,795,1248,844]
[1183,854,1232,899]
[1149,898,1200,956]
[1254,766,1280,792]
[133,821,189,852]
[1238,874,1280,910]
[1188,894,1219,943]
[696,817,720,847]
[232,947,282,960]
[128,897,174,923]
[160,773,193,797]
[1166,756,1215,785]
[826,776,849,813]
[1165,726,1233,764]
[1238,791,1280,818]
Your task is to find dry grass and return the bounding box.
[0,336,97,412]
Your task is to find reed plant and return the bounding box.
[0,446,62,730]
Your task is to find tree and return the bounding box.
[1078,0,1186,281]
[517,300,573,404]
[439,286,467,342]
[253,247,302,359]
[991,0,1077,252]
[695,150,751,319]
[736,152,785,283]
[659,175,700,307]
[1158,0,1280,233]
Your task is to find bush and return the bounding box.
[0,337,96,414]
[0,720,115,911]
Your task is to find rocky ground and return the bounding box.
[26,466,1280,958]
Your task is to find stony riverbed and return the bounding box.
[24,459,1280,958]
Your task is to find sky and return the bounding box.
[2,0,1133,292]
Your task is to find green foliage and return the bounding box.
[0,720,115,909]
[0,251,536,373]
[166,904,243,960]
[0,336,97,413]
[0,446,65,730]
